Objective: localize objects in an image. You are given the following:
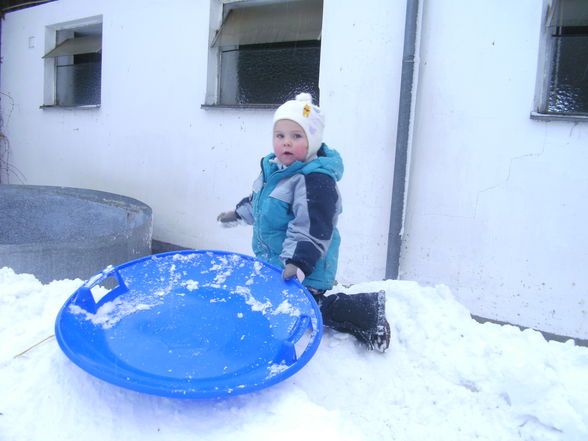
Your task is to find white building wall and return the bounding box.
[401,0,588,338]
[320,0,405,282]
[0,1,405,285]
[4,0,586,339]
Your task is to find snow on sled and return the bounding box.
[55,250,323,399]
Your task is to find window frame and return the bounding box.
[42,15,103,109]
[532,0,588,122]
[204,0,322,108]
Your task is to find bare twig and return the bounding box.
[0,91,26,183]
[13,334,56,358]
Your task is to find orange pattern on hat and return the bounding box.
[303,104,311,117]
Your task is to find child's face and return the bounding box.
[273,119,308,166]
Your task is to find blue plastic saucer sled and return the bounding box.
[55,250,323,399]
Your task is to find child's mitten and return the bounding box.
[282,263,305,282]
[217,210,240,227]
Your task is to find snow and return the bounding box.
[1,266,588,441]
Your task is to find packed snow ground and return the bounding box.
[1,266,587,441]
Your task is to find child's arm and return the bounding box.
[280,173,340,278]
[217,172,262,227]
[217,195,254,227]
[235,196,254,224]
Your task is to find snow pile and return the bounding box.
[1,266,587,441]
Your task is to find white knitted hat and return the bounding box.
[273,93,325,161]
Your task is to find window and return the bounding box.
[43,17,102,107]
[207,0,323,106]
[535,0,588,118]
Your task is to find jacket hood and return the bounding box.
[308,144,344,181]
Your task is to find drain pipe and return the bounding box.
[385,0,421,279]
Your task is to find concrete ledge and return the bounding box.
[472,314,587,347]
[151,239,190,255]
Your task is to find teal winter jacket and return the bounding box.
[235,144,343,291]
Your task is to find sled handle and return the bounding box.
[286,315,312,344]
[72,265,128,312]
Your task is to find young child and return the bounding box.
[217,93,390,351]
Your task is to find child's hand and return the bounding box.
[217,211,239,227]
[282,263,305,283]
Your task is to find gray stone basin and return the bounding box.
[0,184,153,283]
